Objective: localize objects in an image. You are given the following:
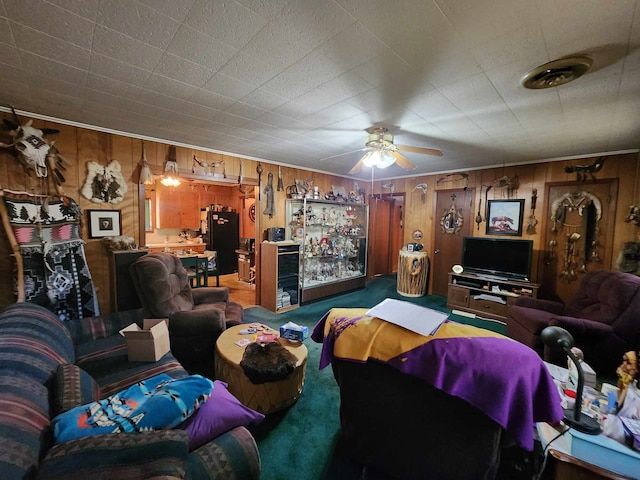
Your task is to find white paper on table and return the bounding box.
[366,298,448,337]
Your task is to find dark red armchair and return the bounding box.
[506,270,640,376]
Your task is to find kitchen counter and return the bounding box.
[145,242,204,248]
[145,242,206,254]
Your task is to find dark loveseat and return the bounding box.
[0,302,260,480]
[506,269,640,375]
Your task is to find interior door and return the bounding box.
[539,179,618,304]
[368,196,394,278]
[432,188,475,296]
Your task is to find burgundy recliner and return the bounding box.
[506,270,640,376]
[130,252,244,378]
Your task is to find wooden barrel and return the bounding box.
[397,250,429,297]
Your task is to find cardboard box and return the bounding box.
[279,322,308,342]
[119,318,170,362]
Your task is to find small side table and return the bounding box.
[537,422,640,480]
[214,324,308,414]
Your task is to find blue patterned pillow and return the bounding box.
[52,374,213,444]
[52,364,102,416]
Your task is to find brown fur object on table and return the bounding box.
[240,342,297,384]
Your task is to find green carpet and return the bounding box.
[244,275,506,480]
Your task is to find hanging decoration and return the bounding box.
[277,166,284,191]
[263,172,275,218]
[0,106,68,194]
[624,155,640,225]
[526,188,538,234]
[492,175,519,198]
[440,193,464,235]
[0,190,100,319]
[564,156,606,182]
[548,190,603,282]
[192,154,225,178]
[436,172,469,190]
[81,159,128,204]
[412,183,428,204]
[256,163,263,201]
[382,182,395,193]
[139,141,154,185]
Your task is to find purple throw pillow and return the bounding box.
[179,380,264,450]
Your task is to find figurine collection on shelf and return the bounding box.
[287,198,367,288]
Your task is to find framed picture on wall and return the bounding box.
[88,209,122,238]
[486,200,525,236]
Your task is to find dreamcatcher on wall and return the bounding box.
[546,190,603,283]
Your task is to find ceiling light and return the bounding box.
[362,149,396,169]
[160,145,181,187]
[160,175,180,187]
[521,55,593,89]
[161,156,181,187]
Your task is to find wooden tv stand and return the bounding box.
[447,272,539,322]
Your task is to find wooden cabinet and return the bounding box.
[447,272,539,321]
[236,249,255,283]
[260,242,300,313]
[156,187,199,229]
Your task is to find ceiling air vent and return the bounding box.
[521,56,593,89]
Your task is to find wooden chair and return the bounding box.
[184,256,208,288]
[202,250,220,287]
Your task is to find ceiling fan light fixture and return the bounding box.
[378,151,396,168]
[362,150,379,167]
[362,149,396,169]
[521,55,593,89]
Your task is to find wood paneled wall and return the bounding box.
[0,112,638,312]
[369,154,639,302]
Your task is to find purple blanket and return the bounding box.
[312,308,563,451]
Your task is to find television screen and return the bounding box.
[461,237,533,281]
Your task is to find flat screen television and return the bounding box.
[461,237,533,281]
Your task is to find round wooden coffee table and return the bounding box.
[214,324,308,414]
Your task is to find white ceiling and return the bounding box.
[0,0,639,181]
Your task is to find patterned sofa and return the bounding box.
[0,302,260,480]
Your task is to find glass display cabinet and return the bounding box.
[286,198,368,303]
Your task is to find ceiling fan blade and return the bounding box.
[348,155,368,175]
[320,147,367,162]
[390,151,416,170]
[396,144,443,156]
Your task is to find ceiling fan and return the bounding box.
[322,127,443,175]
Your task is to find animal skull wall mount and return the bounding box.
[0,107,68,193]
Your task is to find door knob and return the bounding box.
[434,249,440,254]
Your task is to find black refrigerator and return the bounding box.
[203,210,239,274]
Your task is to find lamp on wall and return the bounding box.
[540,326,601,434]
[160,145,180,187]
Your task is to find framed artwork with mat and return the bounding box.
[88,209,122,238]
